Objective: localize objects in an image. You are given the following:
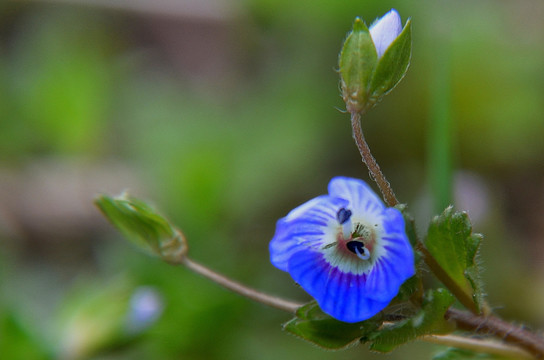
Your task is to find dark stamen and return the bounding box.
[346,240,365,254]
[336,208,352,224]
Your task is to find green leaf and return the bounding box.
[369,289,455,353]
[369,19,412,101]
[282,302,382,350]
[95,194,187,263]
[425,206,485,311]
[339,17,378,112]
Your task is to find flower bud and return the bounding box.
[95,193,187,264]
[339,9,412,113]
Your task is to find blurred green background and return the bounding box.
[1,0,543,359]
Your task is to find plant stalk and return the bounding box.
[350,111,398,207]
[178,253,542,358]
[350,110,481,314]
[422,334,533,359]
[446,308,544,358]
[180,256,302,314]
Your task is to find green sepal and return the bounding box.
[95,193,187,264]
[393,204,424,304]
[339,17,378,113]
[392,275,422,304]
[282,301,382,350]
[395,203,418,247]
[369,289,455,353]
[425,206,485,312]
[369,19,412,102]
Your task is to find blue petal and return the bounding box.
[382,207,407,234]
[380,208,415,275]
[364,258,399,302]
[365,208,415,301]
[270,195,348,271]
[288,250,390,323]
[327,177,384,216]
[286,250,330,298]
[269,218,297,271]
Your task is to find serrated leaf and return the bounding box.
[369,19,412,100]
[369,289,455,353]
[425,206,485,312]
[95,194,186,263]
[283,302,381,350]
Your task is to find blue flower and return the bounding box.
[270,177,415,323]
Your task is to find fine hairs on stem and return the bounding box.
[162,111,544,359]
[169,108,544,357]
[347,109,544,357]
[179,256,301,314]
[175,254,536,358]
[350,111,398,207]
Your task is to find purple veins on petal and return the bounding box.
[269,176,415,323]
[321,267,342,316]
[318,264,390,322]
[288,250,330,298]
[328,177,384,214]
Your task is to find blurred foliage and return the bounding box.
[0,0,543,359]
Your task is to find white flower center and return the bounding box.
[320,207,383,275]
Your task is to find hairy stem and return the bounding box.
[446,308,544,358]
[350,111,398,207]
[422,334,533,359]
[180,256,302,314]
[415,242,479,314]
[350,111,480,314]
[179,253,541,357]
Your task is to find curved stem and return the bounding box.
[422,334,533,359]
[178,253,543,357]
[350,111,478,313]
[180,256,303,314]
[350,111,398,207]
[346,111,544,356]
[446,308,544,358]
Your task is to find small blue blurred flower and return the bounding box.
[270,177,414,323]
[126,286,164,333]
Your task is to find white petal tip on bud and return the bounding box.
[369,9,403,59]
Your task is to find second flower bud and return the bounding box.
[339,9,412,113]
